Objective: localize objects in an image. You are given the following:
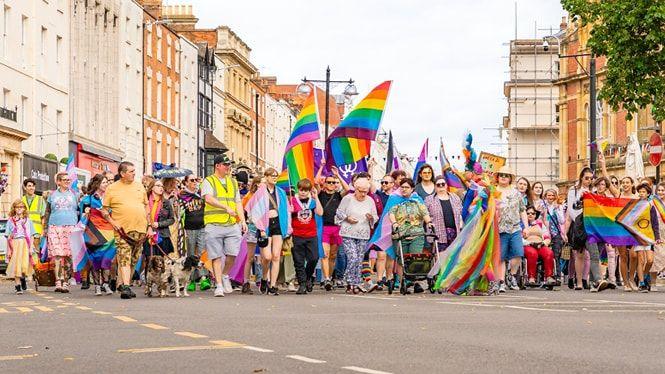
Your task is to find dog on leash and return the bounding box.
[145,256,169,297]
[164,254,200,297]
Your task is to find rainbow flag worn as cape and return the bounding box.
[245,184,271,232]
[582,192,640,246]
[82,207,117,270]
[326,81,392,167]
[368,192,424,259]
[434,186,500,295]
[616,198,656,245]
[284,90,320,189]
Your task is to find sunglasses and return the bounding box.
[435,183,446,187]
[381,181,392,185]
[583,176,593,180]
[498,173,510,178]
[526,211,536,215]
[326,181,338,184]
[267,174,279,178]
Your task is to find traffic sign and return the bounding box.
[649,132,662,166]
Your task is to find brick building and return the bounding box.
[556,18,659,187]
[141,3,181,173]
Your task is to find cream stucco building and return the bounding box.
[178,35,198,172]
[0,0,69,213]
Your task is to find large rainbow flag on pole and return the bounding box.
[284,90,320,189]
[325,81,392,167]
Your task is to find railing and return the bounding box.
[0,106,17,122]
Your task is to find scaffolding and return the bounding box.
[502,22,562,187]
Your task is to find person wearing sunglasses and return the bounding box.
[523,206,556,287]
[415,164,436,199]
[494,166,528,293]
[424,176,462,253]
[564,166,597,291]
[43,171,80,293]
[201,154,248,297]
[179,175,211,292]
[376,175,394,208]
[315,161,350,290]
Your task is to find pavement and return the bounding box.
[2,278,665,374]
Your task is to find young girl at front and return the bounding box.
[5,200,36,294]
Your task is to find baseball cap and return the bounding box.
[213,154,232,166]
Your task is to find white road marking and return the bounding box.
[141,323,168,330]
[34,306,53,312]
[342,366,394,374]
[174,331,208,339]
[118,345,237,354]
[583,299,665,307]
[114,316,137,322]
[243,346,274,353]
[93,311,112,315]
[503,305,575,313]
[76,306,92,311]
[286,355,326,364]
[0,354,38,361]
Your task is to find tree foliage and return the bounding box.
[561,0,665,121]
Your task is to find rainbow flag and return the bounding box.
[616,199,656,245]
[582,193,639,246]
[284,90,320,189]
[275,169,290,192]
[326,81,392,167]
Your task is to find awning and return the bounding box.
[204,130,228,152]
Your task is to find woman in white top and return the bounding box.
[565,167,594,290]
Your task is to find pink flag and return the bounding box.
[245,184,270,232]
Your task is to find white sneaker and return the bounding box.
[498,282,507,293]
[287,282,297,292]
[222,276,233,294]
[69,278,77,286]
[94,285,102,296]
[102,283,114,295]
[214,285,225,297]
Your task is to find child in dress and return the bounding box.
[5,199,36,294]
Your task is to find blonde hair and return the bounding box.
[9,199,28,219]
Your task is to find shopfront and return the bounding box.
[0,124,30,216]
[70,141,120,177]
[22,153,58,194]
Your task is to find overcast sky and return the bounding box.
[177,0,566,165]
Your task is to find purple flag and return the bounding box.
[412,139,428,180]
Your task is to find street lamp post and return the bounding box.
[255,93,260,171]
[544,35,597,171]
[297,66,357,145]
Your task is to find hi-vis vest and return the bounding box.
[22,195,44,235]
[203,175,238,226]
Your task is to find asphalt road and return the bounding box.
[2,279,665,374]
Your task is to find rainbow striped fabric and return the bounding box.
[284,90,320,188]
[275,169,290,192]
[652,196,665,223]
[326,81,392,167]
[582,192,640,246]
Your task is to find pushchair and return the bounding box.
[33,259,56,292]
[391,230,439,295]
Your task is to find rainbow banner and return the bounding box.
[284,90,320,189]
[582,192,640,246]
[434,185,500,295]
[616,199,656,245]
[326,81,392,167]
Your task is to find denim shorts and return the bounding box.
[500,231,524,261]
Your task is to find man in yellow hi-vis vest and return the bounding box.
[21,178,45,246]
[201,154,247,297]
